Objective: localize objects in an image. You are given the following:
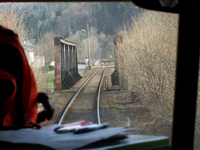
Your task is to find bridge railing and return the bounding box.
[54,37,82,91]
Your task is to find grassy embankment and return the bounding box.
[46,73,54,89]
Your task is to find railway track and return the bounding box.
[58,66,108,125]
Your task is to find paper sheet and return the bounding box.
[0,124,131,150]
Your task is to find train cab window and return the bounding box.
[2,1,200,150]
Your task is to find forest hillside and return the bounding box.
[14,2,139,60]
[22,2,139,41]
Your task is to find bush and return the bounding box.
[32,67,52,95]
[42,65,55,73]
[48,65,55,71]
[119,10,200,149]
[118,10,178,137]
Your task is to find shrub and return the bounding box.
[42,65,55,73]
[120,12,200,148]
[32,67,52,95]
[119,10,178,136]
[48,65,55,71]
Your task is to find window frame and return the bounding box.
[1,1,200,149]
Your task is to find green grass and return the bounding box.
[112,108,122,113]
[59,92,70,95]
[48,83,54,87]
[46,74,54,83]
[80,73,84,76]
[46,74,54,89]
[120,89,128,92]
[112,108,123,119]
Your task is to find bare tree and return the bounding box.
[0,3,27,42]
[118,10,179,137]
[0,3,52,95]
[41,32,55,65]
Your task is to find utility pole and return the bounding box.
[82,24,91,69]
[98,43,101,63]
[87,24,91,68]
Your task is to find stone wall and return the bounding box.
[112,35,127,89]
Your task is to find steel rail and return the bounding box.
[58,67,101,124]
[97,67,107,124]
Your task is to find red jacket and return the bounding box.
[0,25,38,128]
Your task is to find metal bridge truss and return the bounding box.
[54,37,82,91]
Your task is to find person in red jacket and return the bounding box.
[0,25,54,130]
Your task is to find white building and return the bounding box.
[23,40,45,68]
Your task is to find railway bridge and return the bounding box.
[54,35,126,92]
[54,37,82,91]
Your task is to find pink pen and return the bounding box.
[54,120,86,131]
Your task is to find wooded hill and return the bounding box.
[22,2,140,43]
